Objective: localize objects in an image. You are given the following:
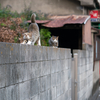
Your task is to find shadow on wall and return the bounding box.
[92,79,99,95]
[89,79,99,100]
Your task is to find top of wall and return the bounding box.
[0,42,71,64]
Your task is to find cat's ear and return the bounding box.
[52,35,54,39]
[56,36,59,39]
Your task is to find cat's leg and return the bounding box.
[35,37,41,46]
[35,39,38,45]
[37,37,41,46]
[27,40,32,45]
[21,40,27,44]
[31,41,35,45]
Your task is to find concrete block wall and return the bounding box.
[0,42,72,100]
[74,44,93,100]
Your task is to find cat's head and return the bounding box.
[52,36,59,46]
[23,32,32,40]
[52,36,59,42]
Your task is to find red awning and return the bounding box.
[43,15,90,28]
[27,15,90,28]
[27,20,50,24]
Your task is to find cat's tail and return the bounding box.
[31,13,36,23]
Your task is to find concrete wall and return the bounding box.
[0,0,88,15]
[90,61,100,100]
[89,32,100,100]
[93,61,99,93]
[74,44,93,100]
[0,42,72,100]
[0,42,95,100]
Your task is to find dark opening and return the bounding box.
[94,35,100,61]
[49,26,82,57]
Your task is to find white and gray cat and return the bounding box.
[49,36,59,48]
[21,13,41,45]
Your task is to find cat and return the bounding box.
[49,36,59,48]
[21,13,41,45]
[21,32,33,44]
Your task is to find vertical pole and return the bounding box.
[71,58,75,100]
[74,54,78,100]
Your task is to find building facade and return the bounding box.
[0,0,92,15]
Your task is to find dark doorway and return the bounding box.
[50,28,82,57]
[50,28,82,49]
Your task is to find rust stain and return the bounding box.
[43,15,89,28]
[1,52,2,54]
[10,48,13,51]
[6,44,10,48]
[27,20,50,24]
[46,47,47,51]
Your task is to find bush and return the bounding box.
[0,4,51,45]
[40,28,51,46]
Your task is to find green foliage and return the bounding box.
[40,28,51,46]
[20,22,29,31]
[0,23,6,27]
[9,20,17,31]
[20,7,33,20]
[0,4,50,45]
[0,4,31,19]
[10,11,20,18]
[34,12,48,20]
[0,4,19,18]
[14,36,19,43]
[0,8,11,18]
[14,32,21,43]
[0,4,48,20]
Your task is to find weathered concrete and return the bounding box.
[74,44,93,100]
[0,42,71,100]
[92,61,99,95]
[0,0,88,15]
[0,42,95,100]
